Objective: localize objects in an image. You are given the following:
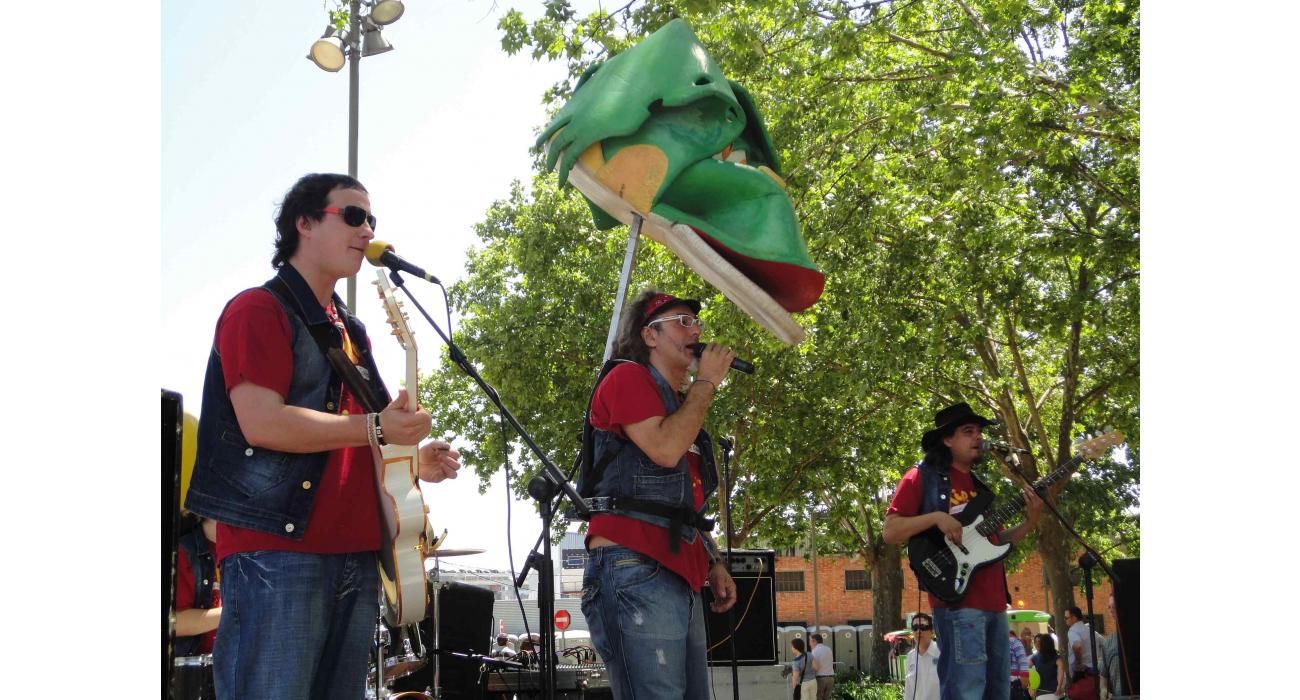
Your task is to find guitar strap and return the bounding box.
[262,277,386,415]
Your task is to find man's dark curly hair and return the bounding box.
[271,173,367,269]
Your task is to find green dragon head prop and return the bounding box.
[538,19,823,344]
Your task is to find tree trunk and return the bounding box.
[869,542,904,681]
[1036,517,1076,633]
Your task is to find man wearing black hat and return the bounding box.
[883,403,1043,700]
[578,288,740,700]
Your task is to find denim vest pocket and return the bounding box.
[210,420,293,497]
[632,467,686,505]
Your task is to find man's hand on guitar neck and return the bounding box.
[418,440,461,483]
[378,389,433,446]
[997,486,1045,545]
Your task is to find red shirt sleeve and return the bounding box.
[216,288,293,397]
[590,363,667,439]
[886,467,923,517]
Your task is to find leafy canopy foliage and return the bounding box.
[426,0,1140,601]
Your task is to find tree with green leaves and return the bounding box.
[421,0,1137,680]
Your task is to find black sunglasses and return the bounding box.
[322,205,377,231]
[912,622,932,631]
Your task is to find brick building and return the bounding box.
[772,550,1116,634]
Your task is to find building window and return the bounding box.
[845,570,871,591]
[562,549,588,569]
[775,571,806,592]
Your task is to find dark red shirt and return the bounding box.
[887,465,1008,611]
[587,363,709,590]
[213,288,380,563]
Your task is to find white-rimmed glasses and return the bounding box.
[646,314,704,329]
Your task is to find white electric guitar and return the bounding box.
[372,270,432,626]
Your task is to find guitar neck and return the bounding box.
[975,454,1083,536]
[404,349,418,411]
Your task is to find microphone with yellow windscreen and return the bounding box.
[365,239,441,284]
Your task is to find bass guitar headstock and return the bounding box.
[1073,430,1125,460]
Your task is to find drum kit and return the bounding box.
[367,547,486,700]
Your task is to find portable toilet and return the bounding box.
[855,625,874,673]
[832,625,859,671]
[778,626,807,664]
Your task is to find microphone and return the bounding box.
[686,343,755,374]
[364,240,441,284]
[980,439,1030,455]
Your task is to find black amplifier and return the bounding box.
[702,549,778,666]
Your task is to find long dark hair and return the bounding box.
[1035,633,1057,662]
[610,288,665,365]
[920,442,953,471]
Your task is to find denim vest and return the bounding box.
[915,458,1010,605]
[173,526,216,657]
[589,364,718,548]
[184,264,390,539]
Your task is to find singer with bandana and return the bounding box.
[579,289,740,700]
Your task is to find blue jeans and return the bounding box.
[581,546,709,700]
[214,551,379,700]
[932,607,1009,700]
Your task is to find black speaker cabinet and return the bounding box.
[162,389,183,696]
[702,549,777,666]
[1112,557,1139,695]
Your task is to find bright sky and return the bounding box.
[162,0,594,574]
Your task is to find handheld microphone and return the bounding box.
[364,240,441,284]
[686,343,755,374]
[980,439,1030,455]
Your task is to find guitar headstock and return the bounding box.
[374,271,417,353]
[1073,430,1125,460]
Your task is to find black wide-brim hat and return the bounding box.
[920,402,999,452]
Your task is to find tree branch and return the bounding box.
[952,0,990,35]
[886,32,955,60]
[1074,359,1139,412]
[1029,121,1139,147]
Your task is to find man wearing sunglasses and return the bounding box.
[185,173,463,699]
[905,613,940,700]
[578,288,740,700]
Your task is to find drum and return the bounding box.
[172,654,215,700]
[370,621,426,685]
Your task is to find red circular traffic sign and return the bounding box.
[555,610,571,631]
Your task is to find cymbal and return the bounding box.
[424,548,486,560]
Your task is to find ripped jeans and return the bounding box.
[213,550,378,700]
[581,546,709,700]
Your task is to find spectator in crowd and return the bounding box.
[904,613,940,700]
[1029,634,1059,699]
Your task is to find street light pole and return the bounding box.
[346,0,361,310]
[308,0,403,310]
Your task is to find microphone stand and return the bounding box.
[1001,451,1111,700]
[388,270,589,700]
[718,436,740,700]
